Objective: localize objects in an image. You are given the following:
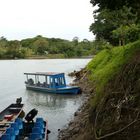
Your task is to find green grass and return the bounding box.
[87,40,140,107]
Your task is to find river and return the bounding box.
[0,58,91,140]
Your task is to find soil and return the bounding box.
[58,69,95,140]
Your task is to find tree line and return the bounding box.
[0,35,110,59]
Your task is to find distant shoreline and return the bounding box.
[0,55,93,60]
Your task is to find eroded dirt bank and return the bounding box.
[58,69,95,140]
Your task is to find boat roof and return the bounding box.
[24,72,64,76]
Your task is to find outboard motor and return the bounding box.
[25,108,38,123]
[16,97,22,104]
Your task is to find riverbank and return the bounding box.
[58,41,140,140]
[58,69,95,140]
[0,55,93,60]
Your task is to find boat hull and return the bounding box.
[26,85,81,94]
[0,102,24,138]
[0,100,49,140]
[0,103,24,121]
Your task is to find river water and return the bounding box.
[0,59,91,140]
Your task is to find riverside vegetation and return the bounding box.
[59,0,140,139]
[0,36,109,59]
[58,39,140,140]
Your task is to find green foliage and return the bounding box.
[72,36,79,46]
[0,47,6,58]
[87,40,140,107]
[90,0,140,15]
[112,24,140,46]
[90,9,116,44]
[32,38,49,55]
[5,40,21,58]
[0,38,30,59]
[0,35,100,59]
[47,54,65,58]
[90,0,140,45]
[0,36,8,48]
[90,6,138,45]
[127,24,140,42]
[112,25,130,46]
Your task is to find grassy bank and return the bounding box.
[58,40,140,140]
[84,40,140,140]
[87,40,140,108]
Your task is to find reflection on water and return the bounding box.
[25,90,83,140]
[0,59,91,140]
[27,91,68,108]
[27,90,81,110]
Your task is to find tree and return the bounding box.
[90,8,119,44]
[0,36,8,48]
[112,24,140,46]
[5,40,22,58]
[32,38,49,55]
[83,39,89,43]
[72,36,79,46]
[127,24,140,42]
[112,25,130,46]
[111,7,138,46]
[90,6,138,45]
[90,0,140,14]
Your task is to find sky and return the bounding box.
[0,0,95,41]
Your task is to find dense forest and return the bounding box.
[90,0,140,46]
[0,35,110,59]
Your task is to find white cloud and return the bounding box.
[0,0,95,41]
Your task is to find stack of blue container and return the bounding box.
[29,117,45,140]
[1,118,23,140]
[1,117,45,140]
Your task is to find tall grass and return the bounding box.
[87,40,140,107]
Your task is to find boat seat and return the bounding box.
[11,122,19,136]
[15,118,23,129]
[4,114,14,121]
[34,122,45,129]
[0,128,7,131]
[36,118,45,128]
[1,134,11,140]
[36,118,44,123]
[9,108,21,113]
[6,127,16,140]
[29,133,42,140]
[32,127,44,135]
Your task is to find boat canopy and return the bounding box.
[24,72,64,76]
[24,72,66,88]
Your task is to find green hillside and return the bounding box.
[87,40,140,108]
[82,40,140,140]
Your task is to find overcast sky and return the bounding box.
[0,0,95,41]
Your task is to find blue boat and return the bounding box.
[0,98,50,140]
[24,72,81,94]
